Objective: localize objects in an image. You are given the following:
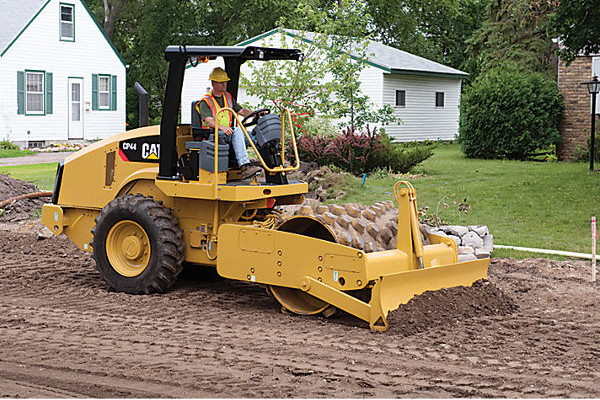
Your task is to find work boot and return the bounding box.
[240,163,261,180]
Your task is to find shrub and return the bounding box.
[0,141,19,150]
[458,63,563,160]
[370,134,434,174]
[574,133,600,162]
[296,128,433,175]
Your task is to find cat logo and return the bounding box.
[142,143,160,160]
[119,135,160,163]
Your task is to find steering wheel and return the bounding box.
[242,108,271,127]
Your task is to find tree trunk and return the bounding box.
[103,0,126,38]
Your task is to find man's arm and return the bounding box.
[204,116,235,136]
[238,108,252,118]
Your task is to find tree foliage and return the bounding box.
[365,0,490,74]
[467,0,558,77]
[551,0,600,62]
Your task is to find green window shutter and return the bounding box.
[92,74,98,110]
[17,71,25,114]
[45,72,53,114]
[111,75,117,111]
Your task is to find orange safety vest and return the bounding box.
[196,91,235,129]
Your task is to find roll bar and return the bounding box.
[157,45,303,180]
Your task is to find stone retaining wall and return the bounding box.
[425,225,493,262]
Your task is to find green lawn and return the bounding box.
[0,163,57,191]
[341,144,600,255]
[0,148,34,158]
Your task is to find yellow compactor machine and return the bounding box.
[42,45,488,331]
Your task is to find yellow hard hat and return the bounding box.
[209,67,230,82]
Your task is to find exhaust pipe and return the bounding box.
[134,82,149,127]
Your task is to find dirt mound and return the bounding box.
[0,174,50,222]
[387,279,518,336]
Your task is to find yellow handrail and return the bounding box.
[212,107,301,176]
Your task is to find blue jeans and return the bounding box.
[215,127,254,167]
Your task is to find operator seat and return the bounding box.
[190,101,212,141]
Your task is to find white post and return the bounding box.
[592,216,597,282]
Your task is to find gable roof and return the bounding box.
[238,28,469,79]
[0,0,125,66]
[0,0,47,54]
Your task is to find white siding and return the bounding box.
[358,66,384,108]
[382,74,462,141]
[0,0,126,143]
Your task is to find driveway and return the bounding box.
[0,152,70,167]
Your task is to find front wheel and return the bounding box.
[91,194,184,294]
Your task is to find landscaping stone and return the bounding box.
[469,225,489,237]
[447,234,461,247]
[462,231,484,248]
[483,234,494,253]
[424,223,493,260]
[458,246,475,255]
[475,248,492,259]
[446,225,469,237]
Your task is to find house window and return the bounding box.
[92,74,117,111]
[17,71,52,115]
[99,75,110,109]
[435,92,445,107]
[60,4,74,41]
[26,72,44,114]
[395,90,406,107]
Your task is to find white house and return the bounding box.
[0,0,126,148]
[181,28,469,142]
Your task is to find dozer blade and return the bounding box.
[216,223,489,331]
[368,258,489,331]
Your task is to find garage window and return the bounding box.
[435,92,445,107]
[395,90,406,107]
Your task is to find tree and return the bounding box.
[467,0,558,77]
[551,0,600,62]
[241,0,397,129]
[365,0,490,73]
[195,0,301,45]
[85,0,309,127]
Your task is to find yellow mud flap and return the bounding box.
[368,258,489,331]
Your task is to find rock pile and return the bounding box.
[425,225,493,262]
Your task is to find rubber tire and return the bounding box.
[91,194,184,294]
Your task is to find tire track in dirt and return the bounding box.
[1,229,599,397]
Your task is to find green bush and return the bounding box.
[0,141,19,150]
[458,64,563,160]
[370,134,434,173]
[574,120,600,162]
[297,128,433,175]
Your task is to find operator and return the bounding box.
[195,67,262,180]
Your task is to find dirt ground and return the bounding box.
[1,218,599,398]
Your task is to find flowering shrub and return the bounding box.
[297,128,433,175]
